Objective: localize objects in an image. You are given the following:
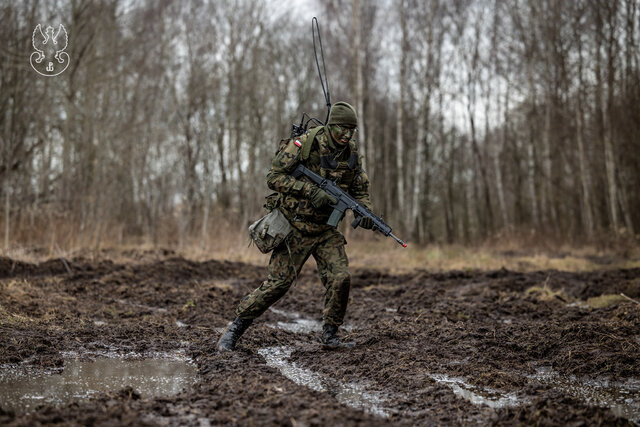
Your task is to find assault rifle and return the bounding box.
[292,164,407,248]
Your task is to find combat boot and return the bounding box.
[320,323,354,348]
[218,318,253,351]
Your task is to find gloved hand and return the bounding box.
[360,217,374,229]
[304,184,337,208]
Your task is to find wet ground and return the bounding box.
[0,250,639,425]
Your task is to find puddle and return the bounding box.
[430,374,522,408]
[267,308,323,333]
[532,367,640,423]
[258,346,389,417]
[0,357,197,415]
[61,347,191,362]
[266,318,322,334]
[268,308,353,332]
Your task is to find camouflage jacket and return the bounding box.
[265,126,372,234]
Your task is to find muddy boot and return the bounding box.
[218,318,253,352]
[320,323,354,349]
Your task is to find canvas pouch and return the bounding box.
[248,208,292,253]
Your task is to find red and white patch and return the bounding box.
[293,140,302,148]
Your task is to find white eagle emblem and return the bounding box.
[30,24,70,76]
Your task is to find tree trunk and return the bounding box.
[352,0,367,171]
[3,178,9,250]
[495,78,510,229]
[396,0,407,229]
[575,28,595,238]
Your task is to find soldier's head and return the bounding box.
[327,101,358,146]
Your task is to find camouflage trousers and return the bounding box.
[236,227,350,326]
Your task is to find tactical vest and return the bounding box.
[277,126,361,233]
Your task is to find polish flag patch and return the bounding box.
[293,140,302,148]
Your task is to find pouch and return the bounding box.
[248,208,292,253]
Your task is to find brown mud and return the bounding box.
[0,251,639,425]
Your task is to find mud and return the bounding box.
[0,253,638,425]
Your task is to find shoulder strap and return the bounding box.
[301,126,324,161]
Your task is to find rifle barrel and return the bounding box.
[390,232,407,248]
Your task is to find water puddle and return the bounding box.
[267,308,322,333]
[61,347,191,362]
[0,357,197,414]
[266,318,322,334]
[430,374,522,408]
[268,308,353,333]
[258,346,389,417]
[532,367,640,423]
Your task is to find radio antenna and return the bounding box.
[312,17,331,124]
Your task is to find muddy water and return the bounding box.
[532,367,640,423]
[258,346,390,417]
[430,374,522,408]
[268,307,353,333]
[262,311,389,417]
[0,358,197,415]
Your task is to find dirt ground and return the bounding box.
[0,249,639,426]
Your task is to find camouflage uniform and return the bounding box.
[235,121,371,327]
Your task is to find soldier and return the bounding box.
[218,101,374,351]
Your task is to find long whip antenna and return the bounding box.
[312,17,331,124]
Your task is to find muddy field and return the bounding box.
[0,250,639,425]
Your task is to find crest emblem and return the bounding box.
[30,24,70,76]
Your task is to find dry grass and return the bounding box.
[2,217,639,273]
[525,285,570,302]
[586,294,628,308]
[343,238,640,273]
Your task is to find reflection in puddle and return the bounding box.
[0,357,197,415]
[430,374,522,408]
[268,308,353,332]
[268,308,322,333]
[266,318,322,334]
[533,367,640,423]
[61,347,191,362]
[258,346,389,417]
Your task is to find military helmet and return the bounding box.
[327,101,358,127]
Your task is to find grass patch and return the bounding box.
[0,304,37,325]
[182,299,196,312]
[525,285,569,302]
[586,294,628,308]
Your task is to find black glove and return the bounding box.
[305,185,337,208]
[360,217,374,229]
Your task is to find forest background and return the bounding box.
[1,0,639,263]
